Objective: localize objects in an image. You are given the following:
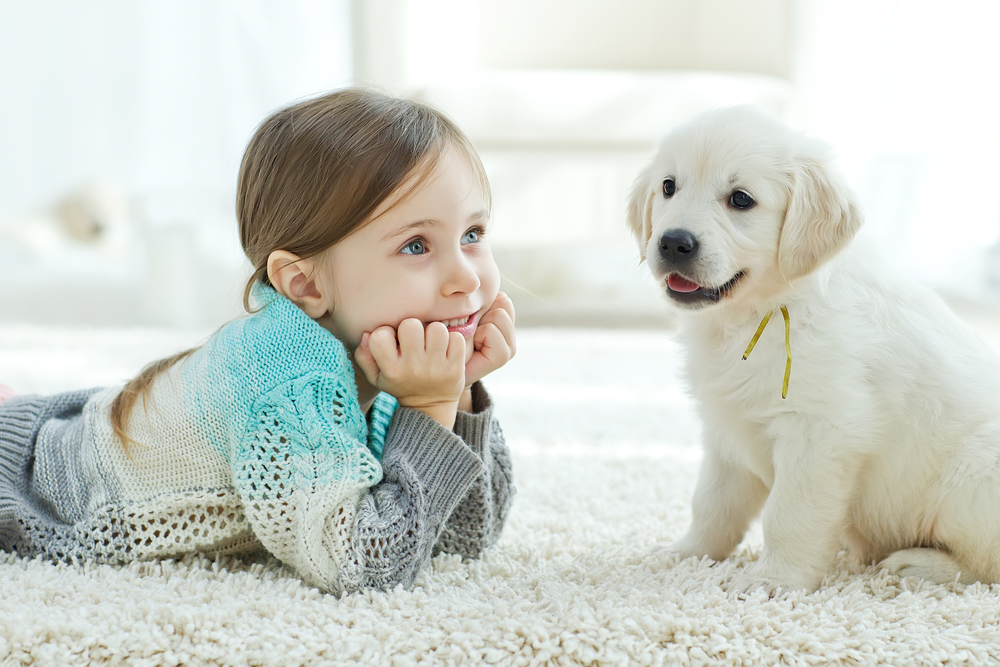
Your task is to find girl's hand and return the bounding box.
[354,318,466,428]
[464,292,517,388]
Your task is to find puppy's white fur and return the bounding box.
[628,106,1000,593]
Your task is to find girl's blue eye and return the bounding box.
[401,238,427,255]
[461,228,481,245]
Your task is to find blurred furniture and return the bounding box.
[353,0,799,325]
[0,1,351,328]
[0,184,249,328]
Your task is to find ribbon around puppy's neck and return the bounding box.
[741,305,791,399]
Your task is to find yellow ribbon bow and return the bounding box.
[741,305,791,399]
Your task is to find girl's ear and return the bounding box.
[267,250,329,318]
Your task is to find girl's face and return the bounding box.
[316,144,500,363]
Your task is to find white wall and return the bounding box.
[0,0,351,326]
[2,0,999,326]
[359,0,1000,306]
[0,0,350,220]
[792,0,1000,296]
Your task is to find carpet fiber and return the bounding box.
[2,327,999,666]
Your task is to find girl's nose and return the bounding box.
[442,253,481,296]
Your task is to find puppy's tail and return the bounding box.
[881,548,979,585]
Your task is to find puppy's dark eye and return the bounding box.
[730,190,755,209]
[662,179,676,198]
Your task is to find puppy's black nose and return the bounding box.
[658,229,699,264]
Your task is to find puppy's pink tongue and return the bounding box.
[667,274,701,293]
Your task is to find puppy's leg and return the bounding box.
[896,454,1000,586]
[730,434,862,594]
[667,451,769,561]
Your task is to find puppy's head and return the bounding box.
[627,106,862,311]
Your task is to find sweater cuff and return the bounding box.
[381,407,485,521]
[453,382,494,459]
[0,389,100,481]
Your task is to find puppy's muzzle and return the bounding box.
[658,229,699,267]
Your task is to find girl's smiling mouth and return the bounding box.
[437,312,478,337]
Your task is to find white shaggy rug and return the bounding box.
[3,325,1000,666]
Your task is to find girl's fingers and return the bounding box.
[426,324,465,374]
[481,322,513,362]
[393,319,464,376]
[479,292,515,331]
[463,294,518,385]
[361,321,466,406]
[447,331,467,363]
[353,335,382,385]
[395,318,425,356]
[476,309,516,362]
[423,321,450,357]
[493,291,516,324]
[465,322,512,383]
[366,326,400,367]
[478,307,515,352]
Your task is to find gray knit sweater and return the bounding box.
[0,290,514,595]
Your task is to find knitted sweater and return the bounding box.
[0,287,513,595]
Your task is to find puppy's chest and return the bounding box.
[684,336,780,484]
[684,325,788,412]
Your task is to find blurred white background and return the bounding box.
[1,0,998,328]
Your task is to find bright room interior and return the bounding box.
[3,1,1000,664]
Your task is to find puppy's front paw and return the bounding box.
[649,542,703,568]
[727,563,815,598]
[728,571,785,598]
[652,534,714,562]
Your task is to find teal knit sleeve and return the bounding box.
[233,372,484,594]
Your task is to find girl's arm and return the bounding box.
[433,294,517,557]
[234,373,484,595]
[348,298,516,570]
[433,381,514,559]
[343,405,485,591]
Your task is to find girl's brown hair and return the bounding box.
[110,88,490,449]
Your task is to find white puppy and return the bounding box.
[628,105,1000,594]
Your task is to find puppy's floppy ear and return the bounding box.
[626,164,657,262]
[778,151,863,281]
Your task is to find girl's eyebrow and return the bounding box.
[383,219,439,241]
[382,210,488,241]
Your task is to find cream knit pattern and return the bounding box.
[0,286,513,595]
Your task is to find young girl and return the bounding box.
[0,88,516,596]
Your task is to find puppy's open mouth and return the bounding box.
[665,271,745,306]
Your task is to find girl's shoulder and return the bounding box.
[212,285,350,382]
[183,285,359,423]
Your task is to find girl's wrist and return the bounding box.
[458,386,474,414]
[411,401,458,429]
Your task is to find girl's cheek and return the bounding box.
[478,259,502,301]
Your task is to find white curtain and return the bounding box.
[0,0,351,223]
[0,0,351,326]
[795,0,1000,296]
[2,0,998,325]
